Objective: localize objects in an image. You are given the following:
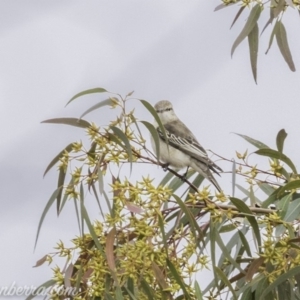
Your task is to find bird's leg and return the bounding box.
[161,162,170,171]
[182,166,189,179]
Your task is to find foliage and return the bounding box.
[216,0,298,83]
[30,88,300,300]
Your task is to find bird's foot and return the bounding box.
[179,167,189,181]
[161,163,170,171]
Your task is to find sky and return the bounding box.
[1,1,300,298]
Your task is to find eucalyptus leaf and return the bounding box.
[34,187,62,249]
[66,87,108,106]
[79,98,115,119]
[248,22,259,84]
[41,118,91,129]
[255,148,297,174]
[231,4,261,57]
[234,133,269,149]
[43,143,74,177]
[276,129,287,154]
[276,21,296,72]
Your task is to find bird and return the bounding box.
[150,100,222,192]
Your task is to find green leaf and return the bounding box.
[81,202,104,254]
[140,278,156,299]
[283,197,300,222]
[43,143,74,177]
[265,21,279,54]
[25,279,56,300]
[56,167,66,215]
[276,129,287,154]
[34,187,62,249]
[214,229,244,273]
[110,126,133,173]
[260,266,300,299]
[66,87,108,106]
[139,99,168,149]
[140,120,160,160]
[237,229,252,256]
[73,198,81,234]
[58,177,73,214]
[231,4,261,57]
[278,193,292,220]
[214,266,238,300]
[232,159,236,197]
[276,21,296,71]
[230,6,245,29]
[167,259,192,300]
[159,171,176,187]
[277,180,300,197]
[248,22,259,84]
[172,194,204,244]
[234,133,269,149]
[41,118,91,129]
[79,98,114,119]
[194,281,203,300]
[255,148,297,174]
[98,168,104,195]
[214,2,235,11]
[230,197,262,252]
[258,183,276,196]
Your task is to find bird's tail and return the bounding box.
[190,159,222,192]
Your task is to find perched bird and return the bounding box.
[151,100,222,192]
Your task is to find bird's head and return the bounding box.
[154,100,177,124]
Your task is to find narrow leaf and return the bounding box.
[237,229,252,256]
[234,133,269,149]
[98,168,104,195]
[64,263,74,288]
[167,259,192,299]
[194,281,203,300]
[110,126,133,173]
[33,254,48,268]
[276,129,288,153]
[139,99,168,149]
[34,187,62,249]
[260,266,300,299]
[255,148,297,174]
[230,197,262,252]
[214,3,235,11]
[66,87,108,106]
[232,159,236,197]
[25,280,56,300]
[231,4,261,56]
[140,120,160,160]
[230,6,245,29]
[43,143,73,177]
[245,257,264,281]
[214,266,238,300]
[151,262,169,290]
[248,23,259,84]
[79,98,114,119]
[41,118,91,129]
[56,167,66,215]
[282,197,300,222]
[106,227,116,273]
[215,229,244,273]
[81,203,104,253]
[276,21,296,71]
[265,21,279,54]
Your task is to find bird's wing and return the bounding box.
[157,121,222,173]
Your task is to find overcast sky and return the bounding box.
[1,1,300,298]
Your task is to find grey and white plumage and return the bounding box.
[151,100,222,192]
